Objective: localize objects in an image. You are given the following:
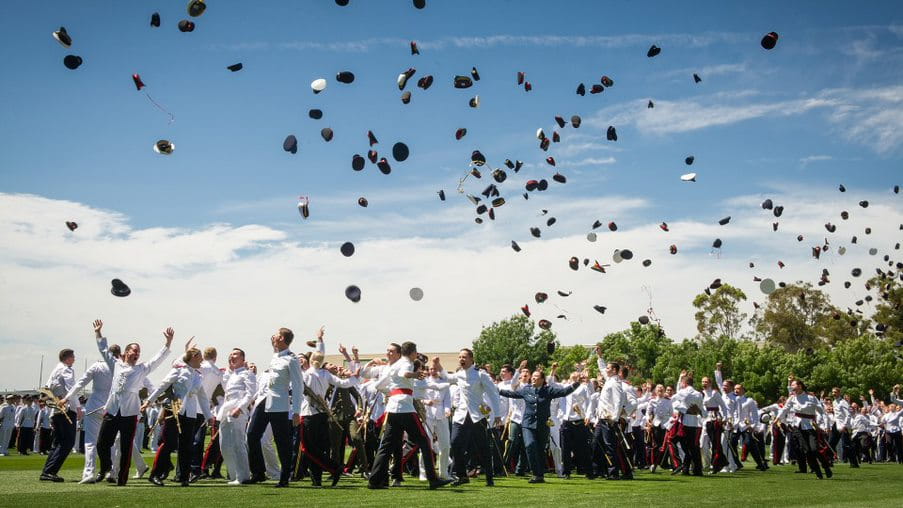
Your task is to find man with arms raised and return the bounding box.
[434,348,502,487]
[94,319,173,485]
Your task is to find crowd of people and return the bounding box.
[1,321,901,489]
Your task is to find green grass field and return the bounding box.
[0,452,899,507]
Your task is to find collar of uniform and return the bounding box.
[276,348,293,358]
[231,366,247,374]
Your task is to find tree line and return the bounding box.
[472,276,903,405]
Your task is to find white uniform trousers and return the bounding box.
[548,419,563,475]
[219,413,250,482]
[418,416,450,480]
[80,411,104,479]
[261,424,281,479]
[0,425,14,455]
[701,425,712,469]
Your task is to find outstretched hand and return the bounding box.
[316,325,325,341]
[93,319,104,338]
[163,327,175,347]
[184,335,195,352]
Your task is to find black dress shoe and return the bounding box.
[825,468,833,478]
[149,476,164,486]
[390,479,403,487]
[188,473,201,483]
[274,481,289,488]
[527,476,545,483]
[429,478,454,490]
[485,477,494,487]
[311,479,322,488]
[330,472,341,487]
[367,483,388,489]
[94,472,109,484]
[246,474,266,484]
[40,473,64,483]
[180,480,190,487]
[451,477,469,486]
[210,472,225,480]
[107,476,117,484]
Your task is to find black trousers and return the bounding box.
[830,426,858,465]
[742,430,766,468]
[247,405,293,483]
[794,427,831,476]
[370,412,437,487]
[42,411,76,475]
[150,412,198,482]
[560,420,589,475]
[449,414,492,482]
[505,421,529,474]
[17,427,34,454]
[632,426,646,468]
[96,411,138,485]
[680,425,703,475]
[190,416,207,474]
[39,428,52,453]
[300,413,340,483]
[593,420,630,478]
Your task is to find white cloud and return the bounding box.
[0,190,899,389]
[589,86,903,154]
[567,157,617,167]
[206,31,750,53]
[799,155,833,166]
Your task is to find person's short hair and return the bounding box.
[500,364,514,374]
[108,344,121,358]
[459,348,474,358]
[533,370,546,382]
[183,347,201,364]
[232,348,245,359]
[388,343,401,354]
[723,378,735,388]
[59,349,74,362]
[607,361,620,372]
[125,342,140,354]
[619,366,629,378]
[400,341,417,356]
[279,328,294,345]
[793,379,807,392]
[684,372,695,386]
[203,347,217,361]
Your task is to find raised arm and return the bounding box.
[289,354,305,418]
[498,388,524,399]
[145,327,175,374]
[548,381,581,399]
[594,345,609,380]
[714,362,725,395]
[94,319,116,370]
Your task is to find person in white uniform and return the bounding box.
[63,342,118,483]
[94,319,173,486]
[218,348,257,485]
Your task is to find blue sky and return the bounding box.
[1,1,902,388]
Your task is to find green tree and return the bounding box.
[866,275,903,346]
[550,344,594,378]
[596,322,670,381]
[472,314,555,373]
[750,282,864,352]
[692,284,748,340]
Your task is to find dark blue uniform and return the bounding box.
[500,382,580,480]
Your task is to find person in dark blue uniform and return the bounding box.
[499,370,582,483]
